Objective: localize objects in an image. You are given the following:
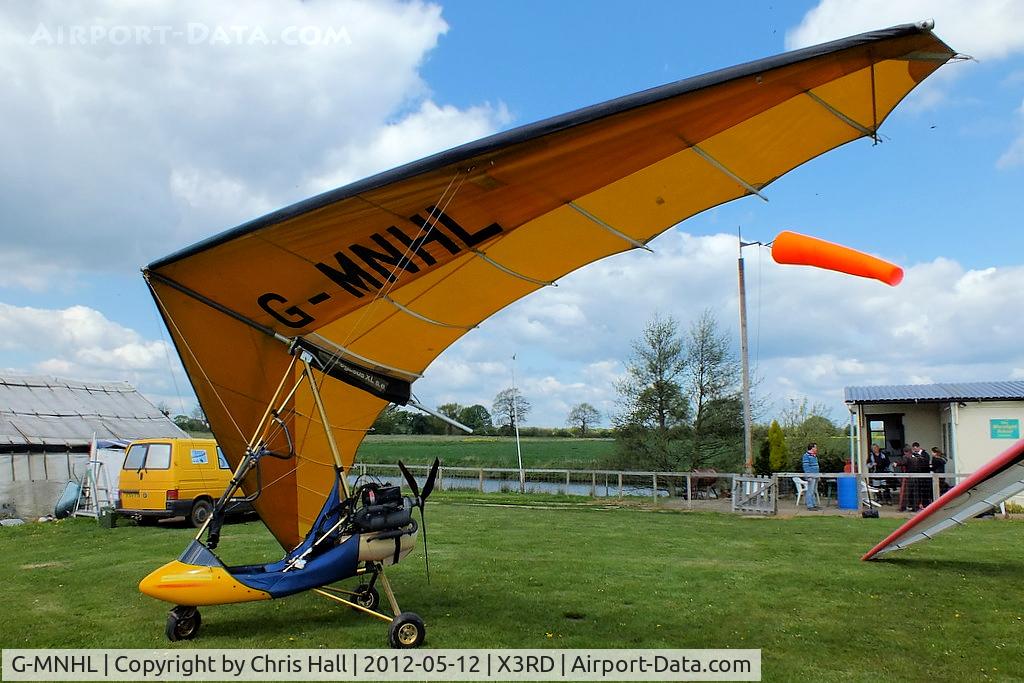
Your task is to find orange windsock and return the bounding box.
[771,231,903,286]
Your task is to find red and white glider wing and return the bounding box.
[862,439,1024,560]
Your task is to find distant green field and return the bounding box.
[356,435,615,469]
[1,500,1021,680]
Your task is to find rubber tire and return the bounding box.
[189,499,213,528]
[165,606,201,641]
[388,612,425,649]
[352,584,380,611]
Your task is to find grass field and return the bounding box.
[356,435,616,469]
[1,496,1021,680]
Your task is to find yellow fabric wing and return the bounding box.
[147,23,954,547]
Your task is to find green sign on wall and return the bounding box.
[990,419,1020,439]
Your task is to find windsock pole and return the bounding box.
[738,229,754,474]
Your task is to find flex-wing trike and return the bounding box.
[138,352,444,649]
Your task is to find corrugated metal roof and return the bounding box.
[845,381,1024,403]
[0,375,187,447]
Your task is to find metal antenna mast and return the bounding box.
[738,228,755,473]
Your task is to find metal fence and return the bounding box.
[355,463,967,514]
[354,462,733,503]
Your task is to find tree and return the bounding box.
[437,402,464,435]
[173,414,209,434]
[566,403,601,436]
[779,398,842,469]
[156,401,171,418]
[767,419,787,472]
[754,438,772,475]
[492,388,530,434]
[780,397,833,430]
[371,404,413,434]
[458,404,493,434]
[190,405,209,430]
[691,395,744,471]
[685,309,741,468]
[613,315,690,470]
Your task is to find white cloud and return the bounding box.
[0,302,191,413]
[309,100,511,192]
[786,0,1024,60]
[0,251,72,292]
[0,1,508,287]
[996,98,1024,168]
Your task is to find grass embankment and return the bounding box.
[1,497,1021,680]
[356,434,615,469]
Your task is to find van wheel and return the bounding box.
[189,499,213,528]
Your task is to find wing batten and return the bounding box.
[471,250,558,287]
[383,296,478,330]
[688,142,770,202]
[567,202,653,251]
[805,91,876,138]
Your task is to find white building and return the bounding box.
[845,381,1024,485]
[0,375,186,519]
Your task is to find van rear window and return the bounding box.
[123,444,146,469]
[146,443,172,469]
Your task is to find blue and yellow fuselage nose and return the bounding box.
[139,560,271,606]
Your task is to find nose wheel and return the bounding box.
[165,605,202,641]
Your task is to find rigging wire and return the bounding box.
[301,168,467,396]
[333,168,468,358]
[150,299,187,417]
[147,281,248,444]
[305,169,470,441]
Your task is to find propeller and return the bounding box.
[398,457,440,582]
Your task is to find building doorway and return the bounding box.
[868,414,905,454]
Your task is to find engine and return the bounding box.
[349,483,418,565]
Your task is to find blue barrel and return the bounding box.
[837,475,858,509]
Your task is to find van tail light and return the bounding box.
[165,489,179,501]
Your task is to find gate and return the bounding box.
[731,475,777,515]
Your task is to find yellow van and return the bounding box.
[117,438,250,527]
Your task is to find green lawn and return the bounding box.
[1,498,1021,681]
[356,435,616,469]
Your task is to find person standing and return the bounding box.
[802,442,821,511]
[867,444,890,474]
[917,444,933,507]
[930,447,949,496]
[867,444,892,503]
[896,445,912,511]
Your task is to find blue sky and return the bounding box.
[1,0,1023,427]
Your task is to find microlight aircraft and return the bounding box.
[138,22,958,647]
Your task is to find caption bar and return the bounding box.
[3,648,760,681]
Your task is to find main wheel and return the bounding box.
[189,499,213,528]
[388,612,425,649]
[352,584,380,610]
[165,606,201,641]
